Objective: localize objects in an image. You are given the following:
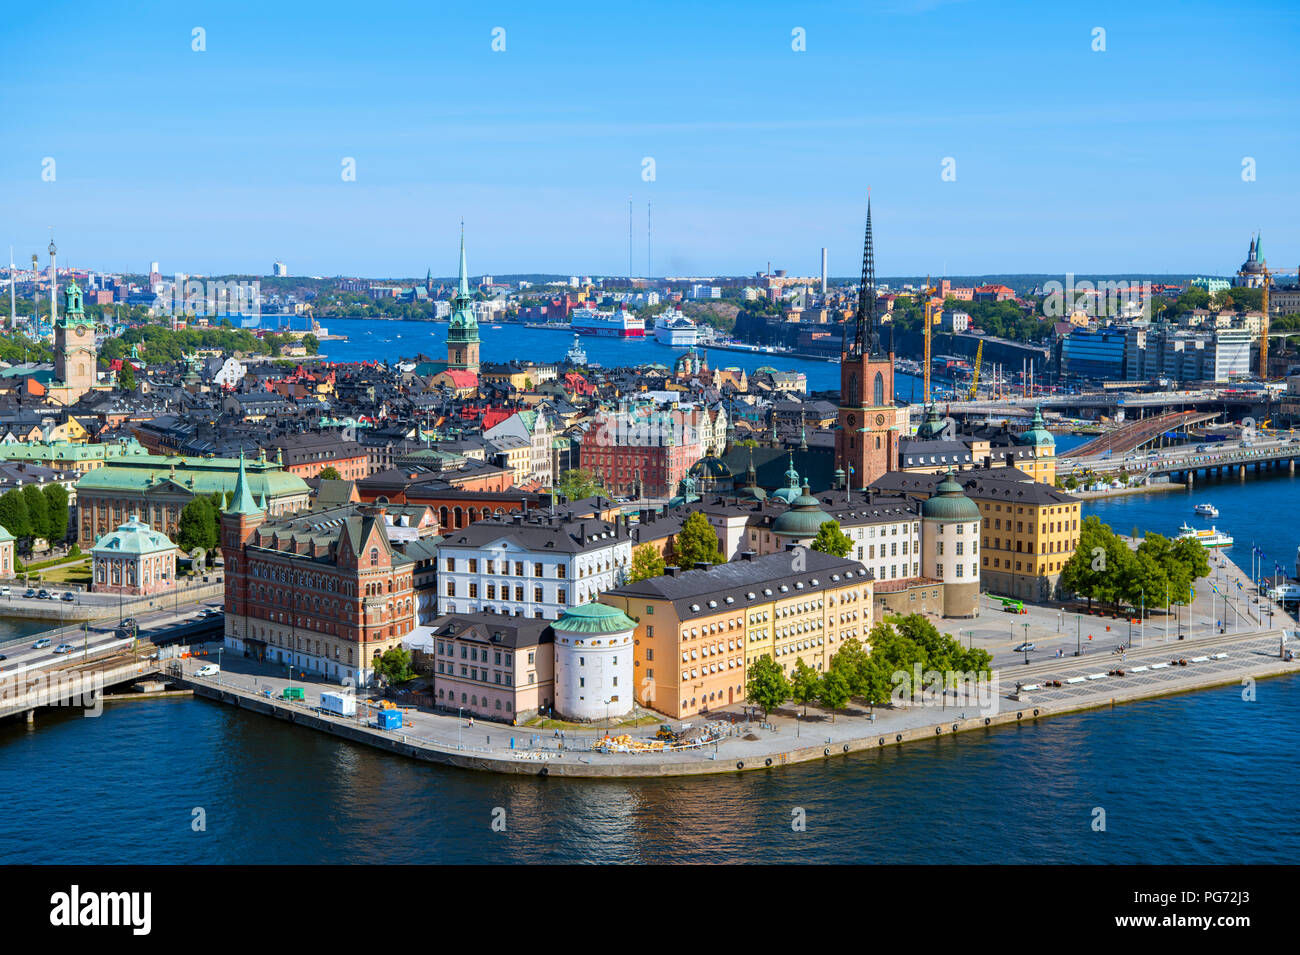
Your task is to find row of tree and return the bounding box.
[745,614,994,719]
[1059,516,1210,613]
[0,484,70,543]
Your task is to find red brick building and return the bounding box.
[221,455,414,687]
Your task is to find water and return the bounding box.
[5,326,1297,863]
[1,675,1295,863]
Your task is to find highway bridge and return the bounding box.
[1069,411,1220,457]
[1059,434,1300,486]
[945,388,1274,420]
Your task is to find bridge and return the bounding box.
[1069,411,1219,457]
[1059,434,1300,486]
[944,389,1273,420]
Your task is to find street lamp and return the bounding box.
[1023,622,1030,664]
[1076,614,1081,656]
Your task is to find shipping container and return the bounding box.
[376,709,403,730]
[282,686,305,701]
[319,692,357,716]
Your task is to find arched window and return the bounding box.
[370,548,379,567]
[873,372,884,407]
[849,373,858,403]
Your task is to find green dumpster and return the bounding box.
[282,687,305,701]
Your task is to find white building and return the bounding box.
[437,510,633,620]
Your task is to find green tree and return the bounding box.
[810,519,853,558]
[22,485,51,540]
[669,512,724,568]
[43,483,69,542]
[0,489,33,539]
[745,655,790,719]
[790,659,822,718]
[627,543,667,582]
[375,647,416,684]
[556,468,604,500]
[1060,515,1126,609]
[318,465,342,481]
[176,497,218,555]
[818,668,851,721]
[829,636,869,697]
[118,362,136,391]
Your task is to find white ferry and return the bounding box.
[570,307,645,338]
[1177,523,1233,548]
[1193,503,1219,518]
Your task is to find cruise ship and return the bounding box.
[653,309,702,346]
[570,307,645,338]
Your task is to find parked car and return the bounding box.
[0,654,7,661]
[52,644,73,654]
[36,590,51,600]
[32,638,51,649]
[61,591,75,602]
[23,589,37,599]
[194,663,220,677]
[1013,642,1037,652]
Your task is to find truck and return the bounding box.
[376,709,403,731]
[319,692,357,717]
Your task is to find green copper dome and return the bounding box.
[922,472,980,522]
[772,484,832,538]
[1018,406,1055,449]
[914,403,945,440]
[553,603,637,635]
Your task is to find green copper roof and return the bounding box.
[1018,405,1055,448]
[228,450,262,516]
[75,453,307,503]
[772,483,832,538]
[923,471,980,522]
[0,524,14,543]
[554,603,637,635]
[92,516,176,556]
[447,225,480,341]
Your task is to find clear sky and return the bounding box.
[3,0,1297,279]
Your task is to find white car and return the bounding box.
[194,664,221,677]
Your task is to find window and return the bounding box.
[370,548,379,567]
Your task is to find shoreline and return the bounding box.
[175,627,1299,779]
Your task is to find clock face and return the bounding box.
[846,414,856,427]
[875,413,885,426]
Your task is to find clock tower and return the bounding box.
[50,278,98,405]
[446,224,481,373]
[836,197,900,491]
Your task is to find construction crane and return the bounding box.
[967,338,984,400]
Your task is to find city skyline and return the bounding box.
[2,0,1296,278]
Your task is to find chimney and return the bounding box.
[664,565,680,577]
[694,561,712,571]
[740,550,756,561]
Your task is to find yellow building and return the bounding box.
[601,549,872,718]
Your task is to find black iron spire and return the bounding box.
[849,196,879,358]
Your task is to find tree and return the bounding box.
[118,362,136,391]
[176,497,218,555]
[829,636,869,697]
[0,489,33,539]
[627,543,666,582]
[557,468,604,500]
[1060,515,1121,609]
[745,655,790,719]
[318,465,342,481]
[43,484,69,542]
[818,668,851,721]
[375,647,416,684]
[22,484,51,540]
[670,512,724,568]
[810,519,853,558]
[790,659,822,718]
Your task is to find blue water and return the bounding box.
[1,675,1295,864]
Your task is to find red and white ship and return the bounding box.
[570,307,645,338]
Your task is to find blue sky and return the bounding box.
[3,0,1297,279]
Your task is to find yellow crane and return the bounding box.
[967,339,984,400]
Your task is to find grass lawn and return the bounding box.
[34,564,92,587]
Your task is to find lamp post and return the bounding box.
[457,706,463,750]
[1023,622,1030,664]
[1076,614,1081,656]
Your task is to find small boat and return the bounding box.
[1193,503,1219,518]
[1177,523,1233,548]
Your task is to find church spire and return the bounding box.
[457,220,470,297]
[849,194,878,358]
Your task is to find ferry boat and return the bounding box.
[1193,503,1219,518]
[570,307,645,338]
[1177,523,1233,548]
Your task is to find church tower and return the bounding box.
[50,278,98,404]
[836,197,900,490]
[446,225,481,373]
